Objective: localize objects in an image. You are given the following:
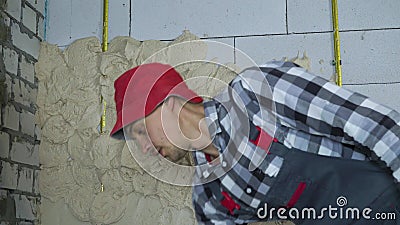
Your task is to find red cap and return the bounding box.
[110,63,203,140]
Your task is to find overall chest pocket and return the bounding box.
[262,143,330,211]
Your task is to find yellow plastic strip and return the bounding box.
[102,0,109,52]
[99,0,109,192]
[332,0,342,86]
[100,96,107,134]
[100,0,108,135]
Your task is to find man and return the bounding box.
[110,61,400,224]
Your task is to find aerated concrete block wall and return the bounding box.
[46,0,400,111]
[0,0,44,224]
[1,1,398,224]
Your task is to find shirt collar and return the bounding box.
[192,100,223,168]
[203,100,222,140]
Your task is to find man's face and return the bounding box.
[124,105,188,163]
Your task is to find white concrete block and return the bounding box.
[46,0,71,46]
[26,85,37,105]
[13,80,28,106]
[1,11,11,27]
[16,167,34,193]
[70,0,101,42]
[205,38,235,66]
[287,0,331,33]
[0,161,18,189]
[0,189,7,198]
[5,0,21,21]
[345,83,400,113]
[20,110,35,136]
[20,111,35,137]
[4,105,19,131]
[339,0,400,30]
[13,195,36,220]
[4,73,13,100]
[48,0,129,45]
[14,81,37,106]
[340,29,400,84]
[27,0,45,15]
[0,132,10,158]
[235,33,335,79]
[26,0,35,5]
[33,169,39,195]
[37,16,44,39]
[11,23,40,59]
[3,47,19,75]
[131,0,286,40]
[208,37,234,48]
[19,55,35,84]
[109,0,130,40]
[18,222,34,225]
[22,5,37,33]
[10,140,39,166]
[34,125,41,141]
[36,0,46,15]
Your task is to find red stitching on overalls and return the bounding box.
[286,182,307,208]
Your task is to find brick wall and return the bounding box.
[0,0,43,224]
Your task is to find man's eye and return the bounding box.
[125,134,135,141]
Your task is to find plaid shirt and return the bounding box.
[192,61,400,224]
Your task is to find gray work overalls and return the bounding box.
[200,78,400,224]
[263,141,400,225]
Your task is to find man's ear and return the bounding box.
[164,97,184,115]
[163,97,177,113]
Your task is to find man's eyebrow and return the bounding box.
[124,124,136,140]
[126,120,145,134]
[124,123,135,135]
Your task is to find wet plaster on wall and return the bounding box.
[35,31,241,225]
[36,31,306,225]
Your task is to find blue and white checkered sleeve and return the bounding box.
[320,81,400,182]
[262,62,400,182]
